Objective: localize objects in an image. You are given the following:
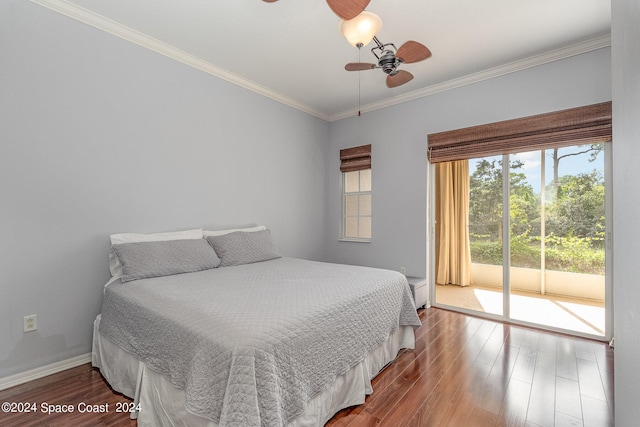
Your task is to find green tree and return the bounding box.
[546,170,605,243]
[468,153,605,273]
[469,158,538,240]
[469,158,504,239]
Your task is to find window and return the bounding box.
[340,144,371,241]
[343,169,371,240]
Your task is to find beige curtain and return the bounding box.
[435,160,472,286]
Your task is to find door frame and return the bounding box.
[427,145,613,342]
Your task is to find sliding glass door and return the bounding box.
[432,144,610,339]
[508,147,607,335]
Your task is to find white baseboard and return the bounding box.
[0,353,92,391]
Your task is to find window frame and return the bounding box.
[340,168,372,242]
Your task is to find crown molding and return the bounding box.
[30,0,609,124]
[29,0,332,121]
[328,34,612,122]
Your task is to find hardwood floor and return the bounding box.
[328,308,613,426]
[0,363,136,427]
[0,308,614,426]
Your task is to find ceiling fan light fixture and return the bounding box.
[339,11,382,48]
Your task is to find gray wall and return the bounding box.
[325,48,612,278]
[0,0,328,378]
[612,0,640,423]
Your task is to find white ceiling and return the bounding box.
[34,0,610,121]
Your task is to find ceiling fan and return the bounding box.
[345,37,432,88]
[262,0,371,21]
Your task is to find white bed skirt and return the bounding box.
[92,315,414,427]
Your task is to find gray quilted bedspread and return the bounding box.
[99,257,421,426]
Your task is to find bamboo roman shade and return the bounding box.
[427,102,612,163]
[340,144,371,172]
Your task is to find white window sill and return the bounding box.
[339,238,371,243]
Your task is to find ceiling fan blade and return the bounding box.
[396,41,432,64]
[326,0,371,20]
[345,62,377,71]
[262,0,278,2]
[386,70,414,88]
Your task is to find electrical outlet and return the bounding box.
[23,314,37,333]
[400,266,406,275]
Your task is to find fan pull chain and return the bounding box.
[358,72,361,117]
[358,47,361,117]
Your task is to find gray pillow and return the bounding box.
[112,239,221,282]
[206,229,281,267]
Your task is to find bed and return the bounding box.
[92,227,421,426]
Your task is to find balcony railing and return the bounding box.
[470,263,605,302]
